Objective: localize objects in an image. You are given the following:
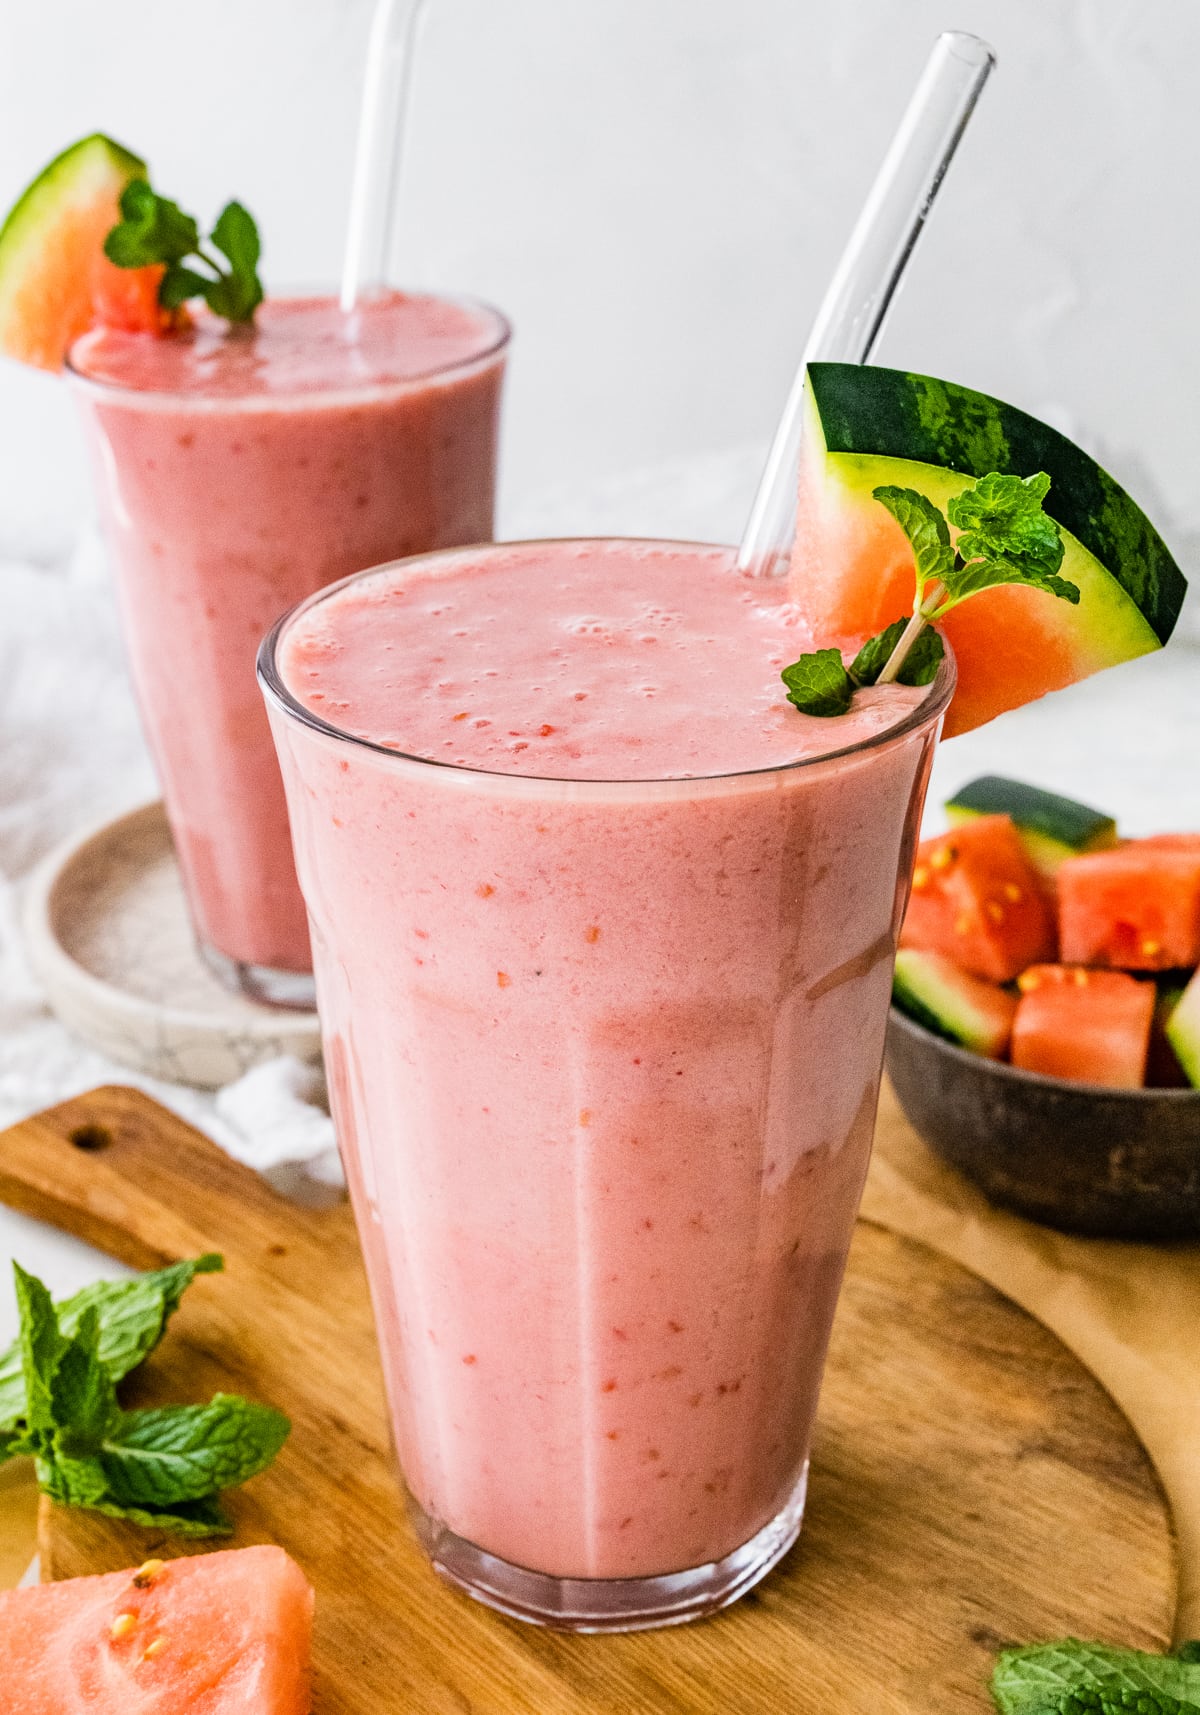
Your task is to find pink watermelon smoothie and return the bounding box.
[262,540,949,1609]
[69,292,509,999]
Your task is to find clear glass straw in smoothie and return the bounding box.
[736,30,995,581]
[341,0,432,310]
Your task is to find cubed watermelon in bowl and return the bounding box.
[885,1009,1200,1239]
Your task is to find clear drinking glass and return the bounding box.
[68,293,510,1008]
[259,541,953,1628]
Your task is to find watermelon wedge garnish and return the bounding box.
[0,133,168,370]
[0,1545,314,1712]
[792,363,1188,737]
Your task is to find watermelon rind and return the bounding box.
[1165,968,1200,1088]
[946,775,1118,876]
[892,947,1015,1058]
[0,133,146,369]
[804,362,1186,648]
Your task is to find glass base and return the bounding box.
[199,941,317,1012]
[408,1463,808,1632]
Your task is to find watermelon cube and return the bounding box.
[1011,964,1155,1088]
[900,815,1056,983]
[0,1544,313,1713]
[1057,841,1200,971]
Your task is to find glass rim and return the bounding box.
[64,289,512,414]
[257,538,957,796]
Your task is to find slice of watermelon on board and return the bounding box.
[793,363,1188,737]
[0,133,167,370]
[0,1545,314,1713]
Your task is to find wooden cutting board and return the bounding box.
[0,1087,1175,1712]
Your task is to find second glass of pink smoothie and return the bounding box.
[260,538,952,1629]
[68,292,509,1006]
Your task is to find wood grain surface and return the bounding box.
[0,1086,1175,1712]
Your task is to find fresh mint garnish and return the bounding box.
[2,1258,287,1537]
[991,1641,1200,1715]
[782,614,945,718]
[945,471,1075,601]
[782,470,1078,715]
[105,178,264,324]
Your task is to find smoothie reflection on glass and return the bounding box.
[260,537,951,1628]
[68,293,509,1006]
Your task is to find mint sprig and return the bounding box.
[781,610,946,718]
[104,179,264,325]
[2,1259,288,1537]
[782,470,1078,716]
[991,1640,1200,1715]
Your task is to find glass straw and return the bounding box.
[736,31,996,580]
[340,0,432,313]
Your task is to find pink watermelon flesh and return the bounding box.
[0,1544,313,1714]
[1057,842,1200,971]
[1011,965,1155,1088]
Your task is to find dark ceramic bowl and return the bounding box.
[885,1008,1200,1240]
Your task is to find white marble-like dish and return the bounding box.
[21,802,321,1090]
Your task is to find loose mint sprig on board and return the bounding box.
[104,179,264,324]
[0,1258,289,1537]
[781,471,1079,717]
[990,1638,1200,1714]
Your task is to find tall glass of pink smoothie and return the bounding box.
[259,538,953,1628]
[68,292,509,1006]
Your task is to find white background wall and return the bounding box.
[2,0,1198,564]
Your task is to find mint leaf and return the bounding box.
[850,618,945,688]
[0,1254,222,1435]
[781,648,854,717]
[37,1452,111,1510]
[100,1395,290,1506]
[1024,1679,1200,1713]
[13,1264,66,1439]
[941,550,1081,606]
[948,471,1063,574]
[941,473,1078,608]
[206,202,264,322]
[50,1307,118,1453]
[103,179,199,269]
[59,1488,234,1538]
[872,485,955,601]
[992,1643,1200,1714]
[104,180,264,326]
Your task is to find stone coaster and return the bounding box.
[21,802,321,1089]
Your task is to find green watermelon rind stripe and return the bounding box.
[893,954,995,1052]
[1166,973,1200,1087]
[0,134,145,296]
[945,776,1116,850]
[807,362,1187,646]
